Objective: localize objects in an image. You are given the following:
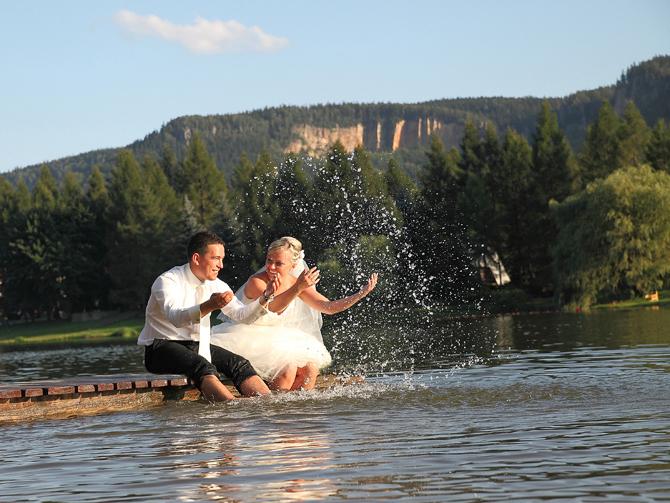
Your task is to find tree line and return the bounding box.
[7,56,669,191]
[1,100,669,320]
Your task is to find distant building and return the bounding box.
[477,250,511,286]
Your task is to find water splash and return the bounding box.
[236,153,497,377]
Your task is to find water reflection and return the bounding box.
[2,308,669,385]
[0,342,145,383]
[490,307,670,352]
[241,430,335,501]
[1,310,670,500]
[140,402,338,502]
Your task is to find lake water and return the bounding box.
[1,308,669,501]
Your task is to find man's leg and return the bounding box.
[210,345,271,397]
[199,375,235,401]
[144,339,234,401]
[239,375,272,396]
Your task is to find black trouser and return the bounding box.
[144,339,257,391]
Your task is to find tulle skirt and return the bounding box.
[211,323,332,381]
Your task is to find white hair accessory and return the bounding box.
[291,250,307,277]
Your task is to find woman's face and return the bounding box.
[265,248,294,278]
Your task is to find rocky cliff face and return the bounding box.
[284,117,447,155]
[9,55,667,188]
[285,124,365,155]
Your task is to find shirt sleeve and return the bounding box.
[219,296,266,324]
[153,274,201,328]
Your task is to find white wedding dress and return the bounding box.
[210,260,332,381]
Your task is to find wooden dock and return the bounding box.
[0,373,360,424]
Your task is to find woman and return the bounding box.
[211,236,378,391]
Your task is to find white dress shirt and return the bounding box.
[138,263,266,346]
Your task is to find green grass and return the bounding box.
[592,290,670,310]
[1,288,665,350]
[0,314,145,348]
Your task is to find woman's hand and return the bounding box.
[359,273,378,296]
[296,266,320,291]
[264,273,280,298]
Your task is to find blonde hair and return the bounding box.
[267,236,303,264]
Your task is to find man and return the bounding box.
[138,231,275,401]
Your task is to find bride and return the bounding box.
[211,236,378,391]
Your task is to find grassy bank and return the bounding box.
[0,313,144,349]
[1,289,665,351]
[592,290,670,310]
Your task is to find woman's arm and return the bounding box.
[244,268,320,313]
[299,273,378,315]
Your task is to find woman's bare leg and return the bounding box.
[290,362,318,391]
[269,364,298,391]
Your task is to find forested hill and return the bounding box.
[5,55,670,188]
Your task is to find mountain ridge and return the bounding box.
[4,55,669,187]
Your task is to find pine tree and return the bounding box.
[84,166,112,309]
[32,164,58,211]
[142,154,183,270]
[313,141,356,249]
[524,102,575,293]
[10,167,64,318]
[532,102,574,202]
[0,179,20,318]
[460,122,502,255]
[179,133,228,230]
[618,101,650,167]
[230,152,255,199]
[159,143,179,190]
[459,119,483,175]
[645,119,670,173]
[233,151,279,273]
[497,129,534,287]
[106,150,180,309]
[272,154,315,243]
[417,135,476,300]
[385,157,418,222]
[580,101,621,184]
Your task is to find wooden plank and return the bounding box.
[0,373,365,426]
[168,377,189,387]
[47,386,76,396]
[0,388,22,399]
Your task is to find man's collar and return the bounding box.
[184,263,205,287]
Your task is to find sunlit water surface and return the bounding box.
[1,308,670,502]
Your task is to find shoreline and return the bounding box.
[1,298,667,351]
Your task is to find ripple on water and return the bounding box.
[2,310,670,501]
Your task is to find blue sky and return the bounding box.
[1,0,669,172]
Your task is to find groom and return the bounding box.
[138,231,275,401]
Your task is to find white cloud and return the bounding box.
[114,10,288,54]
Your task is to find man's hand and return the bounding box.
[210,291,234,309]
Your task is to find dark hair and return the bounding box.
[187,231,224,259]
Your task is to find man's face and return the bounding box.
[192,244,225,281]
